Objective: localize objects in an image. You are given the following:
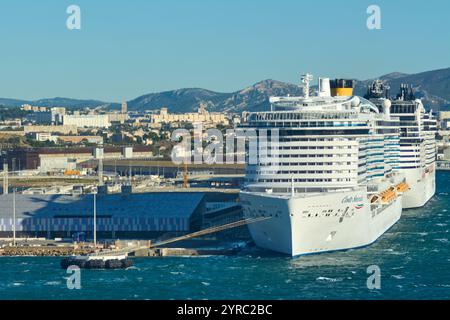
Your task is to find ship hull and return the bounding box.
[401,165,436,209]
[240,189,402,257]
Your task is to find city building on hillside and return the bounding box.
[35,107,66,125]
[107,112,128,124]
[439,111,450,130]
[121,101,128,114]
[0,118,22,128]
[151,103,229,126]
[21,104,47,112]
[23,125,78,135]
[63,114,111,128]
[26,132,58,143]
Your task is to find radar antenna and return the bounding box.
[301,73,313,98]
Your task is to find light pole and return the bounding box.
[13,188,16,246]
[93,192,97,247]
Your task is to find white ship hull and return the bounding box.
[240,189,402,257]
[401,165,436,209]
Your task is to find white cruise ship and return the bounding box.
[239,74,409,257]
[365,80,437,208]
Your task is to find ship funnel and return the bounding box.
[383,99,392,118]
[318,78,331,97]
[330,79,355,97]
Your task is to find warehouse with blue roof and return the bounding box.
[0,192,205,239]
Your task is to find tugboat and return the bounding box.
[61,254,134,270]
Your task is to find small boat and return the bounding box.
[61,254,133,269]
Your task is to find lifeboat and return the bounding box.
[380,188,396,203]
[370,195,380,203]
[395,182,410,193]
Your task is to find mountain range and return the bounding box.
[0,97,115,109]
[1,67,449,113]
[353,68,450,110]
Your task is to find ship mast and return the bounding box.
[301,73,313,98]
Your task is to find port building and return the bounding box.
[0,192,205,239]
[0,146,153,171]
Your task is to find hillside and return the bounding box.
[129,68,450,113]
[1,67,449,112]
[354,68,450,110]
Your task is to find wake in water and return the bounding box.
[316,277,344,283]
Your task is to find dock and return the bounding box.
[0,245,95,257]
[73,217,269,259]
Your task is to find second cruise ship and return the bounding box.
[240,74,409,256]
[365,80,437,208]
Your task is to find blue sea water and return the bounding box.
[1,172,450,300]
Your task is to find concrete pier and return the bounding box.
[0,246,95,257]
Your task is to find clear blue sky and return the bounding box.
[0,0,449,102]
